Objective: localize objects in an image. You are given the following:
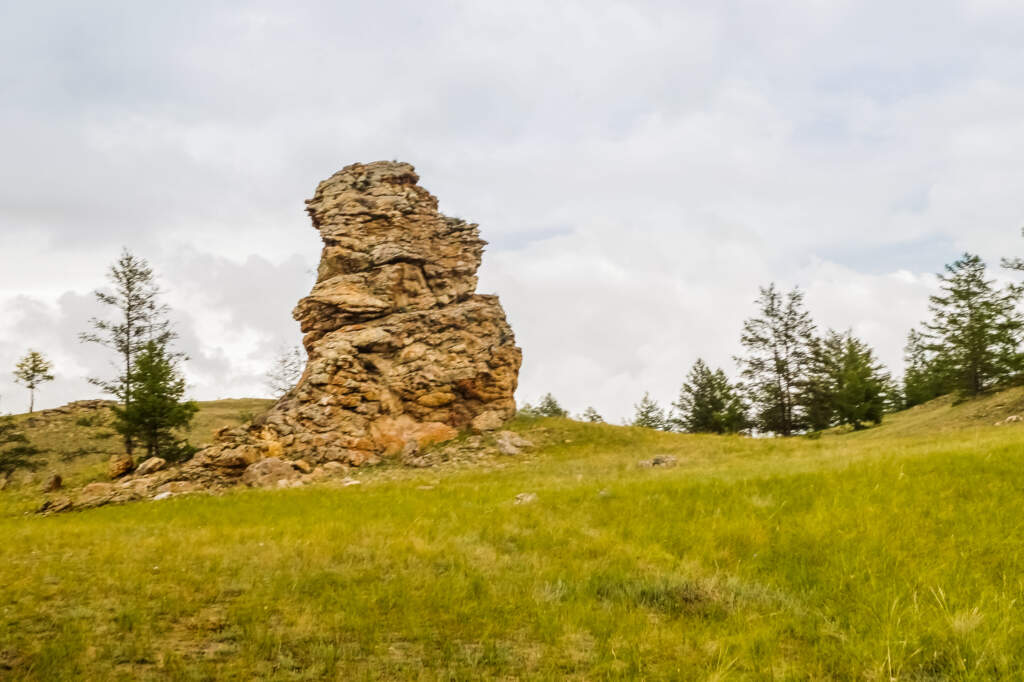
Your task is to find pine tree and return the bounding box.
[631,392,667,430]
[581,406,604,423]
[799,332,844,432]
[736,284,815,435]
[832,333,890,430]
[800,330,891,431]
[12,350,54,413]
[0,416,41,480]
[80,249,177,454]
[669,359,747,434]
[266,345,305,397]
[535,393,568,417]
[114,340,198,461]
[922,253,1023,397]
[902,328,947,407]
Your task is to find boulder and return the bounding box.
[241,458,299,488]
[79,482,115,505]
[471,411,506,433]
[107,455,134,479]
[135,457,166,476]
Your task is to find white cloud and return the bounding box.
[1,0,1023,418]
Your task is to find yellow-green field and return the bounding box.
[3,391,1024,679]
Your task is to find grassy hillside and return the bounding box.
[1,398,273,502]
[3,394,1024,678]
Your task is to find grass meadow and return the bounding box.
[4,391,1024,679]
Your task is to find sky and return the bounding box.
[1,0,1023,421]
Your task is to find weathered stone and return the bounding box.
[79,482,115,505]
[107,455,134,479]
[135,457,166,476]
[494,431,533,456]
[155,481,200,496]
[514,492,538,505]
[240,458,299,488]
[43,474,62,493]
[189,161,521,471]
[471,410,506,433]
[292,459,312,474]
[38,496,73,514]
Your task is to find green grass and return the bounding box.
[3,393,1024,679]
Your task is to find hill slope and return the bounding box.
[2,394,1024,678]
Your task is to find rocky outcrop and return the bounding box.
[41,161,522,513]
[107,455,134,479]
[190,161,521,473]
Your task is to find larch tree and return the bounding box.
[535,393,568,417]
[80,249,176,454]
[631,392,667,430]
[736,284,815,436]
[115,340,198,462]
[800,330,891,431]
[922,253,1024,397]
[902,328,948,408]
[12,350,54,414]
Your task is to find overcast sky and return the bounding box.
[1,1,1023,420]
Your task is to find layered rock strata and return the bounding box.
[42,161,523,512]
[186,161,522,478]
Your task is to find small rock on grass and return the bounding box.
[514,492,537,505]
[638,455,677,468]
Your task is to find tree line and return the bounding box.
[4,240,1024,482]
[525,248,1024,436]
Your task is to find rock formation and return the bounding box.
[42,161,524,512]
[181,161,521,481]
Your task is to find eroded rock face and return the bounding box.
[43,161,523,514]
[194,161,521,470]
